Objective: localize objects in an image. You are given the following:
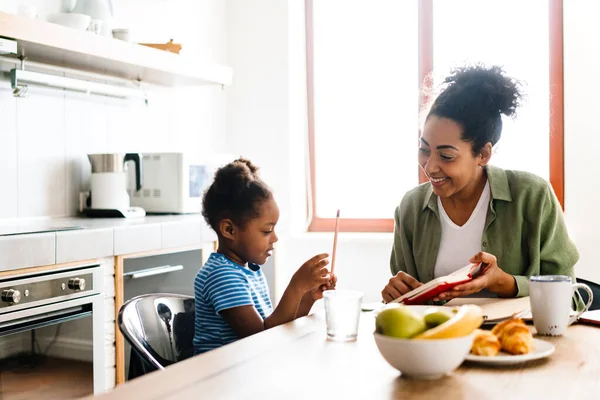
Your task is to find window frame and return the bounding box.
[305,0,564,233]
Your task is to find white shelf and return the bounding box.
[0,12,232,86]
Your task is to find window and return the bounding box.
[432,0,549,179]
[306,0,564,232]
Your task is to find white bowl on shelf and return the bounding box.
[112,29,131,42]
[47,13,91,31]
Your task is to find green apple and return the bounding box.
[423,308,452,328]
[375,306,427,338]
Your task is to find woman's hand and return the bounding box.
[381,271,423,303]
[433,252,517,301]
[290,253,331,294]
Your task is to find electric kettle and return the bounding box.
[83,153,145,218]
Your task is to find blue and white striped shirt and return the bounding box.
[193,252,273,354]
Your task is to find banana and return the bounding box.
[414,304,483,339]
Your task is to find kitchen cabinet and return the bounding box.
[120,249,201,381]
[0,215,280,389]
[114,245,210,384]
[0,215,217,392]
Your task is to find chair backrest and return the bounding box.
[576,278,600,311]
[118,293,195,371]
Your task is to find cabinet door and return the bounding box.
[123,250,201,300]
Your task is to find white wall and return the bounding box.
[226,0,392,302]
[564,2,600,284]
[226,0,291,297]
[226,0,600,303]
[0,0,227,219]
[225,0,291,206]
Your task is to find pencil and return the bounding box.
[330,209,340,275]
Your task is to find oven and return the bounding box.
[0,264,105,398]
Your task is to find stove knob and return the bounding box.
[1,289,21,304]
[68,278,86,291]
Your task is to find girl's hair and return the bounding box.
[202,158,273,232]
[427,64,523,155]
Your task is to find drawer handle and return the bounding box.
[124,265,184,279]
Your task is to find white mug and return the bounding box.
[529,275,593,336]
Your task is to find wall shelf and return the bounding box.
[0,12,232,86]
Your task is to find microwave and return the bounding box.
[127,152,214,214]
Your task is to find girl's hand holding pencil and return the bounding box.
[291,209,340,300]
[308,273,338,301]
[291,253,332,294]
[308,209,340,300]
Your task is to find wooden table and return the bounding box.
[87,311,600,400]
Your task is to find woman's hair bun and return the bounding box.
[442,64,522,118]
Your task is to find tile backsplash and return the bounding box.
[0,76,226,219]
[0,0,227,220]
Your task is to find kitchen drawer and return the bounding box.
[0,232,55,271]
[161,220,203,249]
[123,249,202,299]
[56,228,113,263]
[114,224,161,255]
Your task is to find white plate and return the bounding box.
[520,309,577,322]
[464,338,555,365]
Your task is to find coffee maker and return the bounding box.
[83,153,146,218]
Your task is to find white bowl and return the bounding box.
[373,305,474,379]
[47,13,91,31]
[374,332,474,379]
[112,29,131,42]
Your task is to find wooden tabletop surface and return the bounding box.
[87,310,600,400]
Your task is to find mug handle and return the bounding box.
[568,283,594,325]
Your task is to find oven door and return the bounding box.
[0,294,106,397]
[0,264,107,397]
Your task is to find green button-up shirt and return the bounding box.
[390,165,579,297]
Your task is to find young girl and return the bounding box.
[193,158,336,354]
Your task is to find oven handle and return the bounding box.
[0,305,91,337]
[124,265,184,279]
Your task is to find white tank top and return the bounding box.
[434,181,490,278]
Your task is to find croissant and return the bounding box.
[471,329,501,356]
[491,318,533,355]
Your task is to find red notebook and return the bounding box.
[390,262,483,305]
[579,310,600,326]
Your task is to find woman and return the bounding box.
[381,65,579,303]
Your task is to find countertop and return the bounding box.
[0,215,216,272]
[0,214,207,235]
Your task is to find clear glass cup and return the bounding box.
[323,290,364,341]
